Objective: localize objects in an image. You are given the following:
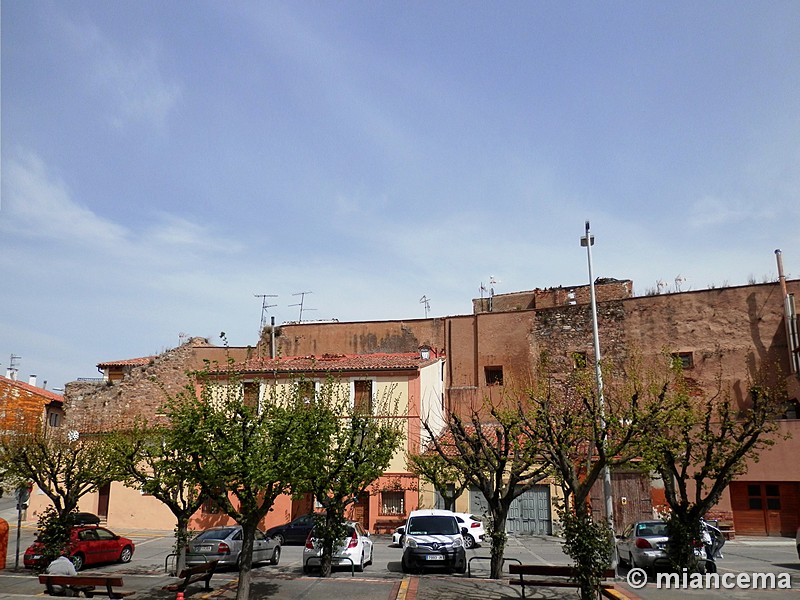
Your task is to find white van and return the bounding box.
[401,509,467,574]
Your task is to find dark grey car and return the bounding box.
[186,526,280,568]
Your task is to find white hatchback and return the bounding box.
[454,513,486,549]
[303,521,374,573]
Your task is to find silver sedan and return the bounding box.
[186,525,281,568]
[616,520,669,573]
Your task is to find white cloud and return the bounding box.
[60,16,181,130]
[0,153,130,247]
[688,195,749,228]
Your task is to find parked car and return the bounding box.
[796,525,799,559]
[265,514,316,545]
[401,509,466,574]
[616,520,669,573]
[303,521,374,572]
[454,513,485,549]
[392,526,405,547]
[24,525,135,571]
[186,526,280,568]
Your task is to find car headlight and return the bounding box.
[452,537,463,548]
[406,538,417,548]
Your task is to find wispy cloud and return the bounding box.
[1,152,130,247]
[1,152,237,261]
[60,16,181,130]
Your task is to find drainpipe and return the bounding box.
[775,249,799,375]
[270,316,276,359]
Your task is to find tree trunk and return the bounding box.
[489,512,507,579]
[174,516,190,575]
[235,522,257,600]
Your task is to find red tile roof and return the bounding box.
[0,375,63,403]
[97,356,155,368]
[242,353,438,374]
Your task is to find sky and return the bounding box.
[2,1,799,391]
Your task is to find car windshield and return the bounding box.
[195,528,237,541]
[407,516,459,535]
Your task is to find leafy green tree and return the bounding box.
[31,506,77,572]
[164,358,324,600]
[421,402,549,579]
[521,352,665,599]
[299,380,404,577]
[0,425,114,570]
[406,451,468,512]
[638,359,787,571]
[106,418,207,574]
[0,425,113,519]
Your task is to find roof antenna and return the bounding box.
[419,295,431,319]
[254,294,278,333]
[290,291,315,322]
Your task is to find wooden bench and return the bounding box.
[163,560,218,593]
[508,564,616,599]
[39,575,133,598]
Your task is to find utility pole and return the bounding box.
[581,221,616,556]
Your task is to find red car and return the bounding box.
[24,525,135,571]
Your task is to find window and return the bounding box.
[354,380,373,414]
[484,366,504,386]
[243,381,259,409]
[672,352,694,369]
[47,411,61,427]
[381,491,405,515]
[201,500,221,514]
[297,380,315,403]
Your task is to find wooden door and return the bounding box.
[350,494,370,530]
[97,483,111,520]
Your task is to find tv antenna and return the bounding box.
[419,295,431,319]
[290,291,316,322]
[8,354,21,378]
[254,294,278,332]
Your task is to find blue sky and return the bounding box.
[2,1,799,390]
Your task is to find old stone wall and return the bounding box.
[63,338,249,431]
[472,279,633,313]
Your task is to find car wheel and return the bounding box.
[463,534,475,550]
[274,534,285,546]
[401,555,411,574]
[119,546,133,563]
[72,553,85,571]
[455,556,467,574]
[617,549,629,567]
[269,546,281,566]
[355,552,365,572]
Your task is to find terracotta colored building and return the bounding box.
[29,271,800,538]
[0,373,64,433]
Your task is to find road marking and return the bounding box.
[396,576,409,600]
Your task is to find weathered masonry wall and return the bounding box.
[64,338,253,430]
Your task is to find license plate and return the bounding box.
[33,555,42,560]
[425,554,445,561]
[199,546,212,552]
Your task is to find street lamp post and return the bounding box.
[580,221,616,552]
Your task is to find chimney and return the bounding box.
[6,368,16,381]
[29,374,38,387]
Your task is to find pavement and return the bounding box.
[1,511,797,600]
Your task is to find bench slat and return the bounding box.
[39,575,131,599]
